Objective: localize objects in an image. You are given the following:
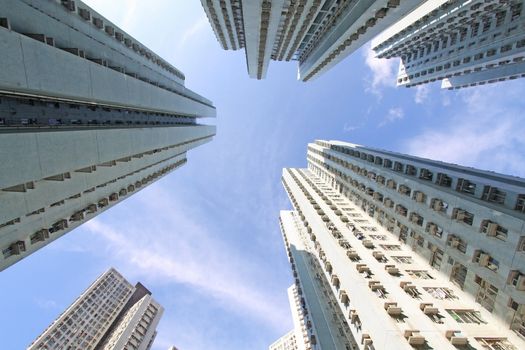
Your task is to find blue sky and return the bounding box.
[1,1,525,350]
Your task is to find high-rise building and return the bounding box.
[29,268,164,350]
[275,139,525,349]
[372,0,525,89]
[0,0,216,270]
[269,328,297,350]
[200,0,422,80]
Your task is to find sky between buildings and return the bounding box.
[1,1,525,350]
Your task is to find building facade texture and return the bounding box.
[29,268,164,350]
[200,0,422,80]
[0,0,216,270]
[275,140,525,349]
[373,0,525,89]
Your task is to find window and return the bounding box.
[473,251,499,272]
[398,185,411,196]
[456,178,476,195]
[511,304,525,339]
[515,194,525,212]
[430,198,447,213]
[405,165,417,176]
[480,220,508,241]
[446,309,486,324]
[429,245,444,269]
[447,234,467,253]
[481,186,506,204]
[424,287,457,300]
[380,244,401,251]
[392,256,413,264]
[386,179,397,189]
[452,208,474,225]
[396,204,408,217]
[426,222,443,238]
[436,173,452,187]
[2,241,26,258]
[412,191,426,203]
[30,229,49,244]
[475,338,517,350]
[475,276,499,312]
[407,270,433,279]
[409,212,423,226]
[393,162,404,172]
[518,237,525,252]
[419,168,433,181]
[451,263,468,289]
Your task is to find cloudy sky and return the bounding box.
[1,1,525,350]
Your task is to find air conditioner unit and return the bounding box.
[456,210,466,221]
[486,222,498,236]
[433,200,443,211]
[516,275,525,291]
[478,253,490,267]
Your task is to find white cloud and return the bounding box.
[83,186,290,333]
[405,83,525,177]
[178,15,209,50]
[379,107,404,127]
[363,45,398,98]
[34,298,58,310]
[414,85,430,104]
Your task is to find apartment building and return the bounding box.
[200,0,422,80]
[0,0,216,270]
[373,0,525,89]
[274,140,525,349]
[29,268,163,350]
[269,328,298,350]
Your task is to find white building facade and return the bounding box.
[201,0,422,81]
[372,0,525,89]
[274,139,525,349]
[0,0,216,270]
[29,268,164,350]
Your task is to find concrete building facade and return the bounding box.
[200,0,422,81]
[373,0,525,89]
[0,0,216,270]
[275,139,525,349]
[29,268,164,350]
[269,327,298,350]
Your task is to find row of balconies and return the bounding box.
[311,146,525,214]
[58,0,184,79]
[302,2,398,81]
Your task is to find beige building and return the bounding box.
[274,139,525,349]
[29,268,163,350]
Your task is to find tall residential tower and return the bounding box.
[275,140,525,349]
[373,0,525,89]
[29,268,163,350]
[200,0,422,80]
[0,0,216,270]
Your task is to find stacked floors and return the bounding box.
[29,268,163,350]
[201,0,422,80]
[0,0,216,270]
[275,140,525,350]
[373,0,525,89]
